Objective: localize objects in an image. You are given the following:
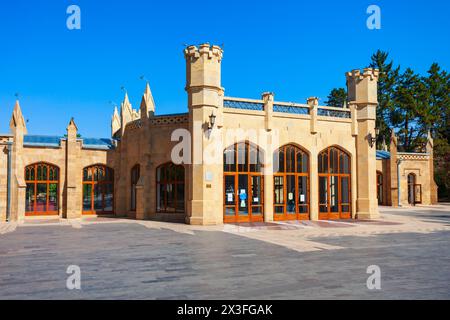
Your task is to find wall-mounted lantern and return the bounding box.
[208,112,216,131]
[368,128,380,148]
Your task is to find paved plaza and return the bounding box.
[0,205,449,299]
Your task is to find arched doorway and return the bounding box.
[407,173,421,205]
[25,163,59,216]
[130,164,140,211]
[223,142,264,223]
[82,165,114,214]
[273,144,310,220]
[377,171,383,205]
[156,163,185,213]
[318,146,351,220]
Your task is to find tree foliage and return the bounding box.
[325,88,347,108]
[326,51,450,200]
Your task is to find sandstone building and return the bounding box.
[0,44,438,224]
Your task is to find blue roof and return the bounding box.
[82,138,115,150]
[23,135,115,150]
[24,135,61,148]
[376,150,391,160]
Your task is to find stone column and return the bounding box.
[9,101,27,223]
[347,68,380,219]
[389,131,399,207]
[426,131,438,204]
[307,97,319,220]
[135,177,145,220]
[65,118,82,219]
[185,44,224,225]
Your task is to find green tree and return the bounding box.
[391,68,423,151]
[368,50,400,149]
[421,63,450,200]
[325,88,347,108]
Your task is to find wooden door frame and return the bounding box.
[223,142,264,223]
[273,144,310,221]
[318,147,352,220]
[82,165,115,215]
[25,162,60,216]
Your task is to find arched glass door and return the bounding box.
[273,144,310,220]
[377,171,383,205]
[318,146,351,220]
[25,163,59,216]
[223,142,264,223]
[407,173,421,205]
[130,164,140,211]
[83,165,114,214]
[156,163,185,213]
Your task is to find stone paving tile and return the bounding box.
[1,206,450,299]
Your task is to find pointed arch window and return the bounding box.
[130,165,140,211]
[318,147,351,219]
[82,165,114,214]
[273,144,310,220]
[223,142,264,223]
[25,163,59,216]
[156,163,185,213]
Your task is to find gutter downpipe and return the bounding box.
[6,141,12,222]
[397,159,403,207]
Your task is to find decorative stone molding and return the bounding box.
[184,44,223,62]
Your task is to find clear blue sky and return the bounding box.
[1,0,449,138]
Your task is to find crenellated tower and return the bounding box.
[346,68,380,219]
[184,43,224,225]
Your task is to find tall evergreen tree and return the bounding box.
[422,63,450,199]
[325,88,347,108]
[368,50,400,149]
[392,68,422,151]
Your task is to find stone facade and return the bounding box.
[0,44,438,224]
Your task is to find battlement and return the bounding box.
[184,43,223,62]
[346,68,380,81]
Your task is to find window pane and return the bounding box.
[340,153,350,174]
[224,176,235,205]
[237,143,248,172]
[225,206,235,216]
[238,174,248,215]
[278,150,285,172]
[252,206,262,215]
[275,206,284,214]
[249,145,262,172]
[83,184,92,211]
[36,183,47,212]
[251,176,262,205]
[48,184,58,211]
[330,149,338,173]
[224,145,236,172]
[286,147,295,173]
[341,177,350,204]
[330,176,339,212]
[166,183,175,212]
[94,184,102,211]
[319,177,328,205]
[176,183,185,212]
[37,165,42,181]
[26,183,35,212]
[157,183,164,211]
[104,184,113,212]
[298,176,308,205]
[286,175,296,213]
[274,176,284,205]
[318,152,328,173]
